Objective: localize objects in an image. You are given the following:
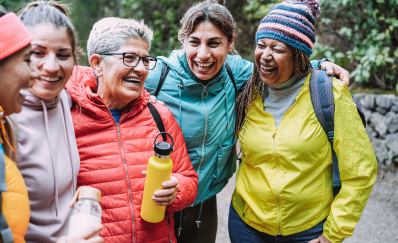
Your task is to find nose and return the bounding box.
[261,47,273,61]
[197,44,210,60]
[42,53,60,73]
[133,58,148,74]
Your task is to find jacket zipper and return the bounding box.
[273,129,282,235]
[196,85,209,175]
[115,110,136,243]
[166,212,172,243]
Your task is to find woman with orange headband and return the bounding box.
[0,8,38,243]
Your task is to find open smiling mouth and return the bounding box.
[261,65,277,75]
[38,76,62,83]
[123,77,142,85]
[195,61,215,71]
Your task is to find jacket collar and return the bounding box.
[21,89,61,111]
[68,66,150,121]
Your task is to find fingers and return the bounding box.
[161,176,178,189]
[319,235,331,243]
[338,71,350,86]
[149,95,157,104]
[85,236,104,243]
[69,224,103,242]
[321,61,351,86]
[308,238,320,243]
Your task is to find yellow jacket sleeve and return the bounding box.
[322,79,377,243]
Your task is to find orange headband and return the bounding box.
[0,13,33,60]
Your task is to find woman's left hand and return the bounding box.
[142,171,179,206]
[321,61,351,87]
[308,234,332,243]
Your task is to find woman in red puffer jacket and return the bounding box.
[66,17,198,243]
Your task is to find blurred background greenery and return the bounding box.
[2,0,397,92]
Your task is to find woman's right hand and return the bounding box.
[150,95,165,105]
[56,225,104,243]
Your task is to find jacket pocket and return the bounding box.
[211,138,236,185]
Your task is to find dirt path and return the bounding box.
[216,171,398,243]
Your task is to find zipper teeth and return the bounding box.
[166,212,172,243]
[116,110,136,243]
[273,130,281,235]
[197,85,208,175]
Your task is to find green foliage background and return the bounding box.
[2,0,397,91]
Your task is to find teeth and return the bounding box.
[195,62,213,67]
[124,78,141,82]
[261,65,275,70]
[40,76,60,82]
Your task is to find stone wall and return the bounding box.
[353,93,398,170]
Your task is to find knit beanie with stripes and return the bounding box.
[255,0,321,57]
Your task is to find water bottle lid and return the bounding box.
[69,186,101,207]
[153,132,174,156]
[154,141,173,156]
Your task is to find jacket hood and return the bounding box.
[67,66,150,120]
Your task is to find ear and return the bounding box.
[89,54,103,78]
[228,34,235,53]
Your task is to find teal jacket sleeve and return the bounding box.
[225,55,254,90]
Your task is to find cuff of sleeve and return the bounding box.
[322,231,344,243]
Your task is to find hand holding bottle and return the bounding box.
[142,170,179,206]
[56,225,103,243]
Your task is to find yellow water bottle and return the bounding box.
[141,132,174,223]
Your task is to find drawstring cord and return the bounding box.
[196,201,203,228]
[222,81,230,131]
[178,84,183,132]
[40,100,59,217]
[178,210,183,236]
[59,93,76,193]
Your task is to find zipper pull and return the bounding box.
[202,86,208,98]
[273,129,277,138]
[196,220,201,228]
[178,227,182,236]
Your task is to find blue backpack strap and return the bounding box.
[309,70,341,198]
[0,144,14,243]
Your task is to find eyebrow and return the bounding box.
[188,36,222,41]
[32,44,71,51]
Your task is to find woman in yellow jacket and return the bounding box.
[0,8,38,243]
[230,1,377,243]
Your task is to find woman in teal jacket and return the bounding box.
[144,0,349,242]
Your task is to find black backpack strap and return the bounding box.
[147,102,167,141]
[225,63,238,95]
[309,70,341,197]
[154,62,171,98]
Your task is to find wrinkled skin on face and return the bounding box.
[28,23,75,100]
[255,38,295,85]
[184,21,234,81]
[0,45,38,115]
[90,38,149,110]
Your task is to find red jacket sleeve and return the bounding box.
[153,103,198,212]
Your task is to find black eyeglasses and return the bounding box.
[100,52,157,70]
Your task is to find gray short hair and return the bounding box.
[87,17,153,60]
